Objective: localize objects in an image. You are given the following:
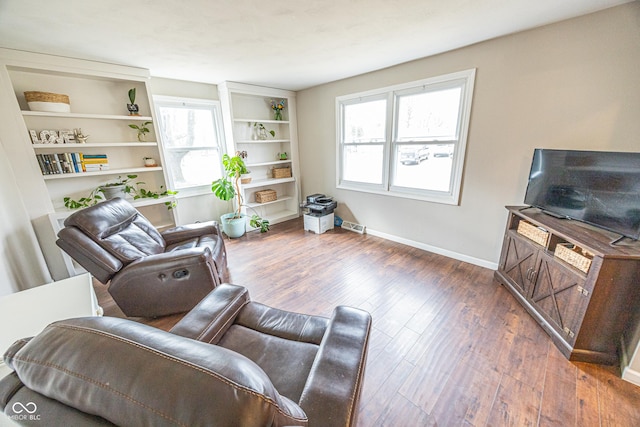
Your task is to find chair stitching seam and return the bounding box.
[31,323,308,422]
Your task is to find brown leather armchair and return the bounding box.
[1,284,372,427]
[56,197,228,317]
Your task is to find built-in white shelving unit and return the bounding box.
[0,49,174,278]
[218,82,300,229]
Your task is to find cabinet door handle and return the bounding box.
[530,270,537,283]
[525,267,532,280]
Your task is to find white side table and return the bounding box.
[0,273,101,377]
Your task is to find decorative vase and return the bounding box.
[127,103,140,115]
[274,110,282,121]
[137,132,146,142]
[100,185,126,200]
[220,213,246,238]
[257,127,268,140]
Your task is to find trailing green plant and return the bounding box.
[211,152,269,233]
[63,175,178,210]
[249,214,270,233]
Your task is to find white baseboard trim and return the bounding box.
[365,228,499,270]
[622,366,640,387]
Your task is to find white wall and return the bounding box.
[0,138,51,296]
[296,3,640,268]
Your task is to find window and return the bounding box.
[337,69,475,204]
[154,96,226,194]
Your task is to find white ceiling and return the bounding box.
[0,0,633,91]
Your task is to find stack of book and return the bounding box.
[35,153,109,175]
[81,154,109,172]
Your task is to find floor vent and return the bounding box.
[341,221,366,234]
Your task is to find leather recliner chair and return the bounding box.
[56,197,228,317]
[0,284,372,427]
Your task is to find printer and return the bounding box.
[304,194,337,216]
[303,194,337,234]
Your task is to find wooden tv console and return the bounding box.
[494,206,640,365]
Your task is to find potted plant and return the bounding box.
[128,121,153,142]
[237,151,252,184]
[99,175,133,200]
[252,122,275,140]
[64,175,177,210]
[127,88,140,115]
[211,152,269,238]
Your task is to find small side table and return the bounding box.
[0,273,101,377]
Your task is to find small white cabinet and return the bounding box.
[218,82,300,229]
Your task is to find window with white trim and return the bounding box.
[154,96,226,194]
[337,69,475,204]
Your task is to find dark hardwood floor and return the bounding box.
[96,217,640,426]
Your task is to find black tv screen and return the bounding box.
[524,149,640,240]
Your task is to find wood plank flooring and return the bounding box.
[96,217,640,426]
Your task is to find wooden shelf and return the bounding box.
[242,177,295,188]
[246,196,293,208]
[43,166,162,180]
[32,142,158,148]
[246,160,291,167]
[237,139,290,144]
[51,195,176,217]
[234,118,290,125]
[219,82,300,228]
[22,111,153,121]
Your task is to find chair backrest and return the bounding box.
[63,198,166,262]
[2,317,309,426]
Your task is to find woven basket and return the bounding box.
[272,167,292,179]
[516,220,549,247]
[24,91,70,104]
[255,189,277,203]
[554,243,592,273]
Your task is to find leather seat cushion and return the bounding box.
[219,325,320,402]
[216,302,330,402]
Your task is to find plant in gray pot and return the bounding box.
[99,175,136,200]
[211,152,269,238]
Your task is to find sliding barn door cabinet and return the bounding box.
[495,206,640,365]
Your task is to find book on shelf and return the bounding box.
[35,153,109,175]
[84,164,110,171]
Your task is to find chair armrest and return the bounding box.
[170,284,250,344]
[298,306,372,427]
[115,246,213,276]
[109,247,220,317]
[161,221,221,245]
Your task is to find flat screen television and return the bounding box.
[524,149,640,240]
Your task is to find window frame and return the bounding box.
[336,69,476,205]
[153,95,226,197]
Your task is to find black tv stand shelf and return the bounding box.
[494,206,640,365]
